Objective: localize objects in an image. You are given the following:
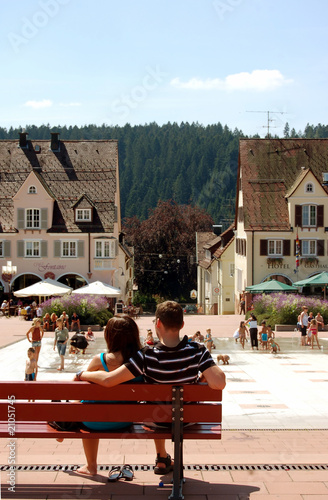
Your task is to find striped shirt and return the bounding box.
[125,335,215,384]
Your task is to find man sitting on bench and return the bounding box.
[75,301,226,475]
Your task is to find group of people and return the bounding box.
[237,316,280,353]
[298,306,322,349]
[188,328,216,352]
[25,314,96,376]
[67,301,226,477]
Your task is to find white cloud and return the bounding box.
[59,102,82,107]
[171,70,293,92]
[24,99,53,109]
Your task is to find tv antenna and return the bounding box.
[246,110,287,137]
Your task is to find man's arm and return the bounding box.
[77,364,135,387]
[202,365,226,390]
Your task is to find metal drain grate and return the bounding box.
[1,464,328,472]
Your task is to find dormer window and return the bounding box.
[28,186,37,194]
[302,205,317,227]
[76,209,91,222]
[305,182,314,193]
[26,209,40,229]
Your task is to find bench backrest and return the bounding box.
[0,381,222,425]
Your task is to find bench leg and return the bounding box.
[169,439,184,500]
[169,386,184,500]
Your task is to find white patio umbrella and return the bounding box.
[71,280,122,297]
[14,278,72,301]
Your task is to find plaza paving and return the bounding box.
[0,314,328,499]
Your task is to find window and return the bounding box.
[268,240,282,256]
[76,209,91,221]
[302,240,316,256]
[305,183,314,193]
[62,241,76,257]
[95,240,116,258]
[28,186,37,194]
[26,209,40,229]
[302,205,317,227]
[25,241,40,257]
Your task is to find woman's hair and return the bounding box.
[239,321,244,327]
[250,313,257,321]
[311,319,317,325]
[104,314,141,363]
[31,318,40,327]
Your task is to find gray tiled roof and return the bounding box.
[0,139,118,233]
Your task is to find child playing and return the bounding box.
[238,321,249,349]
[269,338,280,354]
[145,329,155,345]
[25,347,38,381]
[307,318,321,349]
[86,326,95,341]
[26,318,44,362]
[204,328,215,353]
[259,320,269,350]
[267,324,274,340]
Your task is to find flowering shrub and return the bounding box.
[41,294,113,326]
[250,293,328,327]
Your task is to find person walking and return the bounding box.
[248,313,258,350]
[300,306,309,346]
[53,318,69,371]
[26,318,44,363]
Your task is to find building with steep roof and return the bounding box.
[0,132,132,302]
[196,226,235,314]
[235,138,328,310]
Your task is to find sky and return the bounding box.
[1,0,328,137]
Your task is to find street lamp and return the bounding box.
[1,261,17,317]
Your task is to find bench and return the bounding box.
[0,381,222,500]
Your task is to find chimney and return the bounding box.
[50,132,60,151]
[19,132,28,149]
[213,225,222,236]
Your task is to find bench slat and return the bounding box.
[0,422,221,440]
[0,401,222,423]
[0,381,222,402]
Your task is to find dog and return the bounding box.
[217,354,230,365]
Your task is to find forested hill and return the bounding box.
[1,122,328,223]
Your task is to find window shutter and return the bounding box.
[260,239,267,256]
[114,239,118,257]
[317,205,324,227]
[17,208,25,229]
[54,241,61,257]
[41,241,48,258]
[17,241,24,258]
[3,241,11,258]
[295,205,302,227]
[77,240,84,257]
[41,209,48,229]
[283,240,291,256]
[317,240,324,256]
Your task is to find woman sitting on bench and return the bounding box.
[76,315,142,476]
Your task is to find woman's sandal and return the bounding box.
[108,464,134,482]
[154,453,174,475]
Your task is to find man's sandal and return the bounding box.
[154,453,174,475]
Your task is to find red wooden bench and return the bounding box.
[0,381,222,500]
